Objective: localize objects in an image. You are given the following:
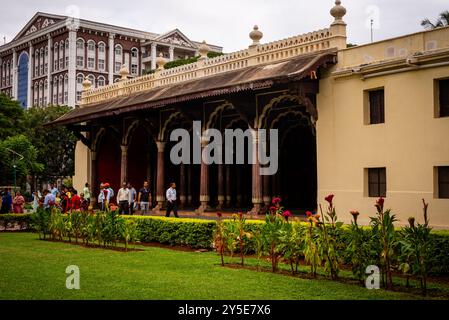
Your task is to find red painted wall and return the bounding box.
[96,134,121,203]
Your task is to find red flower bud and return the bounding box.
[306,211,313,217]
[217,212,223,218]
[325,194,335,205]
[283,211,292,218]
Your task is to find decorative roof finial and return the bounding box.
[119,64,129,81]
[249,25,263,47]
[156,52,166,71]
[82,76,92,91]
[330,0,346,24]
[198,40,210,60]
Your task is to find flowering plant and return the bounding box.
[214,212,225,266]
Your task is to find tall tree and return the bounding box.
[0,93,25,140]
[0,135,43,187]
[421,10,449,29]
[23,105,77,183]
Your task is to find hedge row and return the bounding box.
[0,214,33,231]
[131,216,216,249]
[3,213,449,274]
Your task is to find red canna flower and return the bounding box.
[270,206,277,212]
[325,194,335,205]
[272,197,282,205]
[375,197,385,212]
[217,212,223,218]
[283,211,292,218]
[377,197,384,207]
[306,211,313,217]
[350,211,360,217]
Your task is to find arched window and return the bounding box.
[76,39,85,68]
[65,39,69,50]
[7,62,11,86]
[17,52,29,108]
[87,74,95,88]
[115,44,122,56]
[87,40,96,69]
[87,40,95,52]
[58,75,64,105]
[34,49,40,76]
[39,81,44,106]
[98,42,106,71]
[59,41,65,69]
[77,73,84,85]
[76,39,84,50]
[114,45,123,73]
[34,82,39,106]
[98,42,105,53]
[64,74,69,104]
[131,48,138,58]
[44,80,48,106]
[44,47,49,73]
[97,76,106,87]
[53,76,58,104]
[54,43,59,71]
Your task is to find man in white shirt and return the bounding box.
[166,183,179,218]
[117,182,130,215]
[127,182,137,215]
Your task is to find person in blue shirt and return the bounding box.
[1,189,12,214]
[43,190,56,209]
[49,183,59,197]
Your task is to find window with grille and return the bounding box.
[369,89,385,124]
[439,80,449,117]
[368,168,387,198]
[438,167,449,199]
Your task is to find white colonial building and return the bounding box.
[0,12,222,109]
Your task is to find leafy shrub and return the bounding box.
[0,213,33,231]
[135,217,215,249]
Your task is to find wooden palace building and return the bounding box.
[50,1,449,228]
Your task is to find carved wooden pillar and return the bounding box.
[216,164,225,211]
[225,165,232,208]
[120,145,128,184]
[263,174,271,207]
[236,165,242,207]
[90,150,98,207]
[154,141,166,213]
[187,165,193,207]
[146,150,152,183]
[250,132,263,215]
[179,163,186,209]
[196,141,211,214]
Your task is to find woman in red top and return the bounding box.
[71,190,81,212]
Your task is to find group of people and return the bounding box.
[0,189,26,214]
[40,184,91,213]
[0,180,180,218]
[97,181,179,217]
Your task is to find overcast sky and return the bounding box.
[0,0,448,52]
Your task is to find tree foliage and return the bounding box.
[23,105,77,181]
[0,93,76,188]
[0,135,43,186]
[0,93,25,140]
[421,10,449,29]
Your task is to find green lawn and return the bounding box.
[0,233,447,300]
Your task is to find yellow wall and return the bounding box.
[73,141,91,195]
[317,63,449,229]
[338,26,449,69]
